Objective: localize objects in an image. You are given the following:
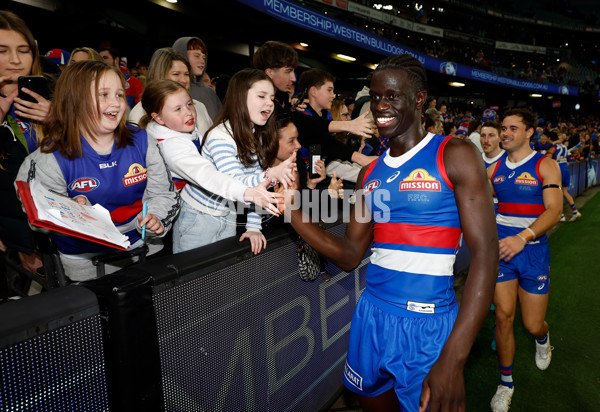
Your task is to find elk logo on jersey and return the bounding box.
[123,163,147,187]
[515,172,538,186]
[69,177,100,192]
[363,179,381,194]
[399,169,441,192]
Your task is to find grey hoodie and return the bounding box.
[172,36,222,121]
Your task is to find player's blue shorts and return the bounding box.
[343,291,458,411]
[559,163,570,187]
[498,241,550,294]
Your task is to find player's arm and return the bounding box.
[420,139,499,412]
[498,157,562,261]
[284,167,373,272]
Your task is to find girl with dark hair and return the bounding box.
[140,79,283,208]
[173,68,295,254]
[16,60,179,282]
[0,10,52,274]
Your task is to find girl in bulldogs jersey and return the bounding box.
[17,61,178,281]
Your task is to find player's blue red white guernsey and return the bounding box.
[483,149,507,169]
[53,127,149,254]
[361,133,461,314]
[552,143,568,164]
[483,149,507,212]
[491,151,547,243]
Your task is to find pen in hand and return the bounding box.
[141,202,147,241]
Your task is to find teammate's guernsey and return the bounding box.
[483,149,507,211]
[491,151,547,243]
[361,133,461,314]
[53,127,149,254]
[483,149,507,168]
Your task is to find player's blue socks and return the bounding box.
[499,364,514,389]
[536,333,549,345]
[570,203,579,213]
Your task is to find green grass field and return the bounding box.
[464,191,600,411]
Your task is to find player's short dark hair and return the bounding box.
[481,120,501,135]
[375,54,427,94]
[504,108,536,131]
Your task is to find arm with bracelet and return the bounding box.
[498,157,563,262]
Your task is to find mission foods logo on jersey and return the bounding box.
[69,177,100,192]
[123,163,147,187]
[399,169,441,192]
[515,172,538,186]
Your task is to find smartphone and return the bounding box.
[292,88,308,110]
[18,75,50,103]
[309,144,321,179]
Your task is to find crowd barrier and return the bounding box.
[0,286,109,412]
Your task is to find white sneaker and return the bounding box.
[559,214,566,222]
[535,334,553,370]
[490,385,514,412]
[569,211,582,222]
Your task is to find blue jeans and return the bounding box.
[173,201,237,253]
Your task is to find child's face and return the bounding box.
[154,89,196,133]
[312,81,334,112]
[91,70,126,138]
[246,80,274,127]
[276,123,301,162]
[166,60,190,90]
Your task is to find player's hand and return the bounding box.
[498,235,526,262]
[14,88,51,122]
[137,212,164,235]
[419,355,466,412]
[239,231,267,254]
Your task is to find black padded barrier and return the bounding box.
[88,219,369,412]
[0,285,109,412]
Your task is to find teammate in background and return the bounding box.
[546,133,582,222]
[481,120,506,168]
[279,54,498,411]
[488,108,562,412]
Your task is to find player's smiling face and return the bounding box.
[370,69,419,140]
[502,115,533,152]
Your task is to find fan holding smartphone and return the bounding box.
[0,11,52,276]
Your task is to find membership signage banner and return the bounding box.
[237,0,579,95]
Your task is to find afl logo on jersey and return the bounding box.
[399,169,441,192]
[69,177,100,192]
[515,172,539,186]
[537,275,548,281]
[122,163,147,187]
[493,175,506,184]
[364,179,381,193]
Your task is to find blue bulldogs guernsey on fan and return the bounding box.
[53,127,149,254]
[361,133,461,315]
[491,151,547,243]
